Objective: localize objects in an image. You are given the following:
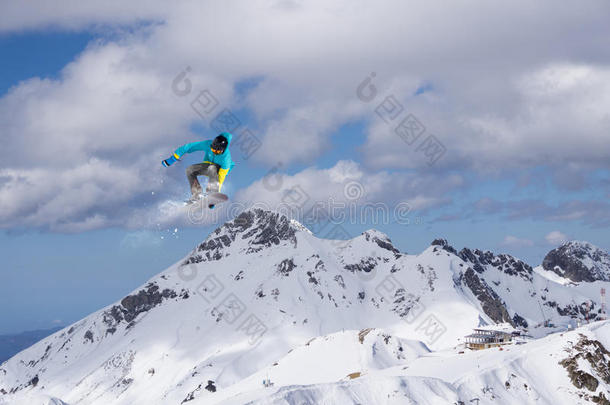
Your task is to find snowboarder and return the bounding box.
[162,132,235,207]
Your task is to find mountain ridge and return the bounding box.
[1,208,610,405]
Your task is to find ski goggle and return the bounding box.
[211,147,223,154]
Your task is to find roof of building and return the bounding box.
[472,323,519,333]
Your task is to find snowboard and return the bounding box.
[184,192,228,209]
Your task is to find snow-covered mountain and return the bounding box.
[543,241,610,282]
[1,209,610,404]
[0,327,63,364]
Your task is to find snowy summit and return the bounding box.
[1,209,610,404]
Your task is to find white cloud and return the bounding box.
[545,230,568,246]
[0,158,159,231]
[362,63,610,172]
[124,160,460,230]
[501,235,534,248]
[233,159,459,218]
[1,0,609,231]
[254,100,364,164]
[0,1,169,32]
[465,64,610,169]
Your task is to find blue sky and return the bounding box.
[1,1,609,334]
[0,32,92,95]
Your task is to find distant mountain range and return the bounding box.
[0,327,62,364]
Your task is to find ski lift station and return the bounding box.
[464,328,514,350]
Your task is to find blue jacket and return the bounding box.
[173,132,235,189]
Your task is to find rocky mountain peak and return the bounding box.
[184,209,304,265]
[458,247,533,281]
[361,230,402,256]
[226,209,303,246]
[542,241,610,282]
[4,209,610,405]
[431,238,458,255]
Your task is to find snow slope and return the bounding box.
[226,321,610,405]
[1,209,609,404]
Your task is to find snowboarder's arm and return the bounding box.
[173,140,211,158]
[161,153,180,167]
[161,152,181,167]
[162,141,212,167]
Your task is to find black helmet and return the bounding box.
[211,134,228,154]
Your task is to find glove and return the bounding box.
[162,153,180,167]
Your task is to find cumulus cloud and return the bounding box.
[501,235,534,248]
[1,0,609,231]
[235,159,461,213]
[0,158,160,231]
[255,100,364,164]
[125,160,461,230]
[362,63,610,172]
[434,197,610,229]
[0,0,169,32]
[545,230,568,246]
[465,64,610,169]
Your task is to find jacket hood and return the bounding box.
[219,131,232,145]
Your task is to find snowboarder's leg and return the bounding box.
[204,164,220,193]
[186,163,211,198]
